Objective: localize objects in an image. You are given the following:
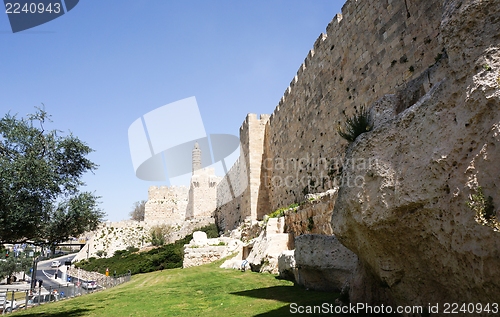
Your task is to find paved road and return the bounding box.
[34,254,77,297]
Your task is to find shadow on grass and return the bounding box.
[231,286,357,317]
[232,285,297,302]
[252,304,351,317]
[15,307,92,317]
[230,285,337,303]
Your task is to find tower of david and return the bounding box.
[144,143,221,225]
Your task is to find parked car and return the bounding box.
[29,293,58,305]
[81,280,97,290]
[51,260,61,268]
[0,300,19,312]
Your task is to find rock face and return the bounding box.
[245,217,293,274]
[277,250,296,280]
[284,189,338,238]
[332,0,500,311]
[183,234,243,268]
[293,234,357,292]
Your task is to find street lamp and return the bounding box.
[30,255,39,291]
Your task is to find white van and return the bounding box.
[81,280,97,290]
[51,260,61,268]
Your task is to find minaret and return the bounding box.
[192,142,201,173]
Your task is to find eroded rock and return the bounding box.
[294,234,357,292]
[332,0,500,311]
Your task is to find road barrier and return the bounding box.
[0,273,131,314]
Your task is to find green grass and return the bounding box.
[12,259,347,317]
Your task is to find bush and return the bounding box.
[75,224,219,275]
[467,187,499,231]
[150,224,174,246]
[268,203,300,218]
[337,106,372,142]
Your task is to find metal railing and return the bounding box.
[0,273,131,314]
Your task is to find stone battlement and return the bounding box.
[262,0,443,212]
[216,0,446,229]
[144,146,220,224]
[147,185,189,201]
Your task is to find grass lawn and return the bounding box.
[11,260,349,317]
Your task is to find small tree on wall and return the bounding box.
[130,200,146,221]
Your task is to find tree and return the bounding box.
[0,108,105,245]
[130,200,146,221]
[0,256,32,284]
[150,224,174,246]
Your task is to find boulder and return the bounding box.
[245,217,293,274]
[278,250,296,280]
[332,0,500,309]
[192,231,208,245]
[294,234,357,292]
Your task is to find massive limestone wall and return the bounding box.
[215,114,269,232]
[258,0,444,215]
[72,220,150,262]
[208,0,500,310]
[144,186,188,224]
[186,167,220,219]
[284,189,338,238]
[332,0,500,310]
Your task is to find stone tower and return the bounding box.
[192,142,201,172]
[185,143,221,219]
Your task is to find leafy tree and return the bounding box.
[0,108,104,245]
[130,200,146,221]
[150,224,174,246]
[0,256,32,284]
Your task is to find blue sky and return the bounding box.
[0,0,345,221]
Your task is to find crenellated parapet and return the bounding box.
[144,144,221,224]
[263,0,445,213]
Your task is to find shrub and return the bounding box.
[150,224,174,246]
[75,224,218,275]
[127,246,139,253]
[268,203,300,218]
[337,106,372,142]
[307,217,314,231]
[467,187,499,231]
[202,223,219,239]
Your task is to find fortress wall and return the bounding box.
[215,155,245,232]
[245,114,269,220]
[259,0,444,213]
[215,114,269,232]
[144,185,189,224]
[187,168,220,219]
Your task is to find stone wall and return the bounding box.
[186,167,220,219]
[144,186,188,224]
[215,114,269,232]
[258,0,444,215]
[72,220,150,262]
[183,233,243,268]
[284,189,338,238]
[73,217,217,262]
